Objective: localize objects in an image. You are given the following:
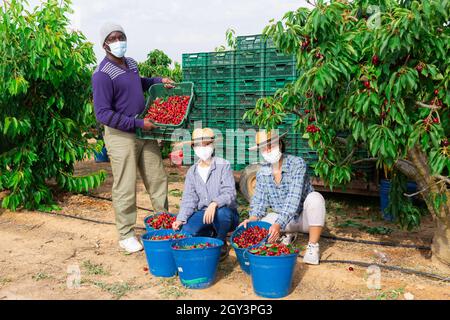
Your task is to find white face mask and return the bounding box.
[262,147,282,164]
[107,41,127,58]
[194,146,214,162]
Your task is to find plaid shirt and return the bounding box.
[249,154,314,229]
[177,157,237,222]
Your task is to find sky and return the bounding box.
[25,0,312,64]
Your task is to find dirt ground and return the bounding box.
[0,159,449,300]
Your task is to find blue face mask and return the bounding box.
[108,41,127,58]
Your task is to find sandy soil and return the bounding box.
[0,159,449,300]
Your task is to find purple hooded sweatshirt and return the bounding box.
[92,56,162,132]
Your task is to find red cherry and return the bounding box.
[372,55,380,66]
[364,81,371,89]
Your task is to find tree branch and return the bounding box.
[416,101,440,110]
[340,147,356,166]
[290,108,303,118]
[336,137,348,145]
[352,157,378,165]
[435,175,450,185]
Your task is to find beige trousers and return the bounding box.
[261,192,326,232]
[104,126,168,240]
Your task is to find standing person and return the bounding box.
[240,130,326,265]
[172,128,239,260]
[92,22,174,253]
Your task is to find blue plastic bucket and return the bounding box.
[171,237,223,289]
[141,230,190,278]
[144,213,177,233]
[247,251,298,299]
[230,221,271,274]
[94,146,109,163]
[380,180,418,221]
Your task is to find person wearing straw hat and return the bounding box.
[240,130,326,265]
[172,128,239,260]
[92,22,175,253]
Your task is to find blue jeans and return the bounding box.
[182,207,240,242]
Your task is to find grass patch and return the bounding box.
[158,277,188,299]
[82,260,110,276]
[92,280,140,300]
[372,288,405,300]
[32,272,52,281]
[0,277,12,287]
[169,189,183,197]
[337,219,393,235]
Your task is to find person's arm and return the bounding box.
[212,162,236,208]
[141,77,163,92]
[275,163,307,229]
[249,171,269,219]
[93,71,144,131]
[177,170,200,223]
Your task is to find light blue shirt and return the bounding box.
[249,154,314,229]
[177,157,237,222]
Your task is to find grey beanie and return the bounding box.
[100,22,126,46]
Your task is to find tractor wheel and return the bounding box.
[239,164,261,202]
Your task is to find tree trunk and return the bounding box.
[432,216,450,266]
[406,146,450,266]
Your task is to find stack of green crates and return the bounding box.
[182,34,315,172]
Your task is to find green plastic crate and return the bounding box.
[264,77,296,93]
[208,65,234,79]
[236,64,264,78]
[235,119,259,131]
[192,79,208,93]
[235,105,257,119]
[183,66,207,81]
[265,62,296,77]
[265,36,276,49]
[235,92,265,106]
[206,119,236,131]
[136,82,194,141]
[235,78,264,92]
[189,105,204,119]
[265,49,295,64]
[235,49,265,65]
[208,92,234,106]
[209,106,234,119]
[194,92,207,107]
[207,51,235,66]
[236,34,276,50]
[207,79,235,92]
[236,34,265,50]
[182,53,208,67]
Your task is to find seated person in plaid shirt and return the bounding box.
[240,130,326,265]
[173,128,239,260]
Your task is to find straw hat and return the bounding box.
[248,130,287,151]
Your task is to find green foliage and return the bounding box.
[245,0,449,224]
[215,28,237,52]
[138,49,182,82]
[386,171,424,230]
[0,0,107,211]
[160,141,173,159]
[338,219,393,235]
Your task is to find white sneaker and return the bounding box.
[303,243,320,265]
[280,233,297,246]
[119,236,143,253]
